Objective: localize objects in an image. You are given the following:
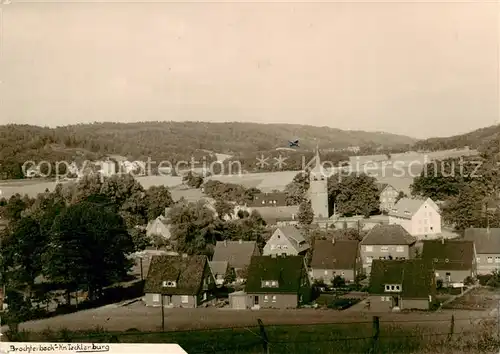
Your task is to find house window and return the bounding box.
[324,270,328,276]
[395,285,401,291]
[341,271,345,276]
[477,257,481,263]
[396,246,404,252]
[262,200,265,204]
[181,296,189,304]
[282,245,288,249]
[488,257,493,264]
[366,256,373,264]
[152,294,160,302]
[272,295,277,303]
[265,281,270,286]
[385,285,390,291]
[380,246,389,252]
[495,257,500,264]
[264,295,269,302]
[162,281,176,287]
[365,246,373,252]
[435,272,439,277]
[271,245,276,250]
[271,281,277,286]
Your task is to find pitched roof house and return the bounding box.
[146,215,172,240]
[263,226,310,256]
[368,259,436,311]
[377,183,398,212]
[248,192,287,207]
[143,254,215,308]
[388,197,442,238]
[245,255,311,309]
[310,239,360,283]
[212,240,260,278]
[209,261,229,286]
[360,224,417,275]
[421,239,476,285]
[464,228,500,275]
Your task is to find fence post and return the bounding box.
[258,319,269,354]
[161,295,165,331]
[448,315,455,341]
[371,316,380,353]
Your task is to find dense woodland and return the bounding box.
[0,122,415,179]
[414,124,500,152]
[411,138,500,231]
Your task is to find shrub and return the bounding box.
[478,274,493,286]
[327,298,360,310]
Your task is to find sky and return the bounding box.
[0,1,498,139]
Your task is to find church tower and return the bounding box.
[308,145,329,219]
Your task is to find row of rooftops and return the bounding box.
[143,252,308,295]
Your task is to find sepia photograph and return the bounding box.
[0,0,499,353]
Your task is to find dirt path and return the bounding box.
[6,302,493,334]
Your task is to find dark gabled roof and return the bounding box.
[144,255,207,295]
[245,255,306,294]
[361,224,416,245]
[421,240,474,270]
[310,239,359,270]
[376,182,392,193]
[248,192,287,207]
[369,259,435,298]
[464,228,500,254]
[212,240,258,269]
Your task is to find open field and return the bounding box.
[0,149,478,198]
[443,287,500,311]
[6,318,499,354]
[5,299,494,334]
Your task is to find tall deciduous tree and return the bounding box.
[168,200,217,255]
[298,199,314,225]
[328,173,379,217]
[284,172,310,205]
[43,201,134,302]
[144,185,173,221]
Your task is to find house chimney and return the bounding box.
[224,239,227,247]
[441,237,445,245]
[239,239,243,244]
[332,236,335,244]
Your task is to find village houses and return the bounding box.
[212,240,260,282]
[377,183,398,212]
[368,259,436,311]
[310,238,360,283]
[236,255,311,310]
[464,228,500,275]
[421,239,476,286]
[263,226,310,256]
[388,197,442,238]
[143,254,215,308]
[360,224,417,275]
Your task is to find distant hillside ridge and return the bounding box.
[413,124,500,152]
[0,122,416,179]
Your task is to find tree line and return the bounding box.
[410,138,500,231]
[0,122,415,180]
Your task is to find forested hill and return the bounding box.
[0,122,415,179]
[413,124,500,152]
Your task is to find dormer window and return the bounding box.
[262,280,279,288]
[433,258,438,263]
[384,284,401,292]
[391,209,397,213]
[162,280,177,287]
